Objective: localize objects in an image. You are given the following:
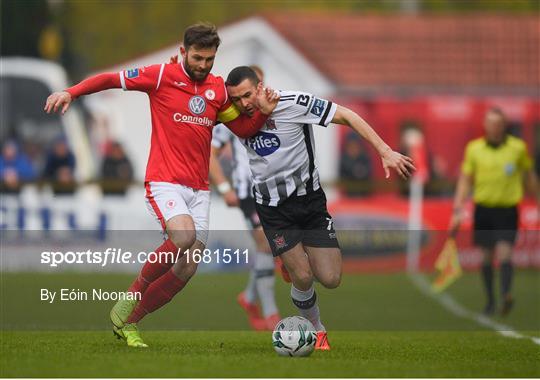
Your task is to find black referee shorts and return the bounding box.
[473,204,519,249]
[255,188,340,257]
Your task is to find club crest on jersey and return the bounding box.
[245,131,281,156]
[125,68,139,79]
[273,234,287,249]
[166,200,176,209]
[188,95,206,115]
[265,118,277,130]
[504,163,516,176]
[204,89,215,100]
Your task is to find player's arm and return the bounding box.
[220,85,279,138]
[525,169,539,203]
[331,105,415,179]
[449,143,475,235]
[519,144,540,206]
[44,65,162,115]
[449,172,473,235]
[209,144,239,207]
[44,72,121,114]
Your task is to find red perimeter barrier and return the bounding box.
[328,196,539,273]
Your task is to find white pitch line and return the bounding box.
[408,273,540,346]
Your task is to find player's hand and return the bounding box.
[44,91,72,115]
[448,209,462,238]
[381,149,416,179]
[255,83,279,115]
[169,55,179,64]
[223,190,240,207]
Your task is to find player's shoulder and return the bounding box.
[204,72,225,86]
[466,137,486,151]
[274,90,313,112]
[141,63,166,73]
[506,135,527,150]
[278,90,312,103]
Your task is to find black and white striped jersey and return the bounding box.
[244,90,337,207]
[211,123,253,200]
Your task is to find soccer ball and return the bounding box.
[272,316,317,357]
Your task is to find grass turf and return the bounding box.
[1,271,539,377]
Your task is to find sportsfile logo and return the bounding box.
[173,112,214,127]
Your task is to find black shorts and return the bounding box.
[473,204,518,248]
[239,196,262,229]
[255,188,340,256]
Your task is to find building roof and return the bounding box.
[264,12,539,95]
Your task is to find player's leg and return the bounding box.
[241,196,280,329]
[474,205,497,315]
[303,246,342,289]
[110,183,193,331]
[496,205,518,316]
[299,187,341,350]
[479,247,496,315]
[496,241,514,315]
[252,226,280,329]
[127,187,210,323]
[236,198,264,330]
[301,187,342,289]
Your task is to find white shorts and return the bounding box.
[145,182,210,246]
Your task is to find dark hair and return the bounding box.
[183,22,221,51]
[248,64,264,81]
[226,66,260,87]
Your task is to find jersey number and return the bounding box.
[296,95,310,107]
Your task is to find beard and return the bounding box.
[183,58,211,82]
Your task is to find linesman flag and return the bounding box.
[432,238,462,293]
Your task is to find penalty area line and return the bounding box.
[408,273,540,346]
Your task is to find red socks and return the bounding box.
[127,269,187,323]
[128,239,178,295]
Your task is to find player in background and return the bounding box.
[450,108,539,316]
[224,66,415,350]
[209,65,281,331]
[44,24,278,348]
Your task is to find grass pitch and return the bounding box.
[1,271,539,377]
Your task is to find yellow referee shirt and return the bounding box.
[461,135,533,207]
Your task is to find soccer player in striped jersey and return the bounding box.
[224,66,415,350]
[44,24,278,348]
[210,66,281,331]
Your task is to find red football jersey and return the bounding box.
[119,62,246,190]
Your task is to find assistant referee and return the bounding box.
[450,107,539,316]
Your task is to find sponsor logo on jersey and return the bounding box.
[173,112,214,127]
[174,81,187,87]
[125,68,139,79]
[245,131,281,156]
[188,95,206,115]
[204,89,215,100]
[310,98,326,117]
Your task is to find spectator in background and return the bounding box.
[43,138,76,194]
[0,140,36,193]
[100,140,134,195]
[339,132,372,196]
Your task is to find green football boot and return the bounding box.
[116,323,148,348]
[110,298,138,329]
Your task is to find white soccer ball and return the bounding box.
[272,316,317,357]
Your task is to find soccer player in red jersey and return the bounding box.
[44,23,278,347]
